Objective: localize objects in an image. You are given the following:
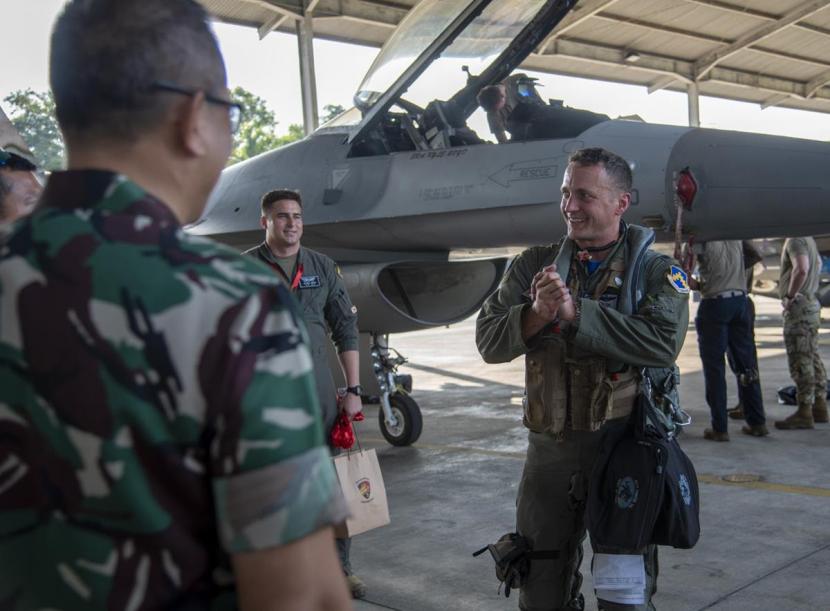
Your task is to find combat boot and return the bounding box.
[813,397,829,423]
[346,574,367,599]
[774,403,815,430]
[727,404,744,420]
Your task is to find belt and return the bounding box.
[706,289,745,300]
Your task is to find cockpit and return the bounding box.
[323,0,605,158]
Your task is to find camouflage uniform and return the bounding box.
[0,170,348,610]
[778,237,827,426]
[477,223,689,611]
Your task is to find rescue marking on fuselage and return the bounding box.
[489,159,558,188]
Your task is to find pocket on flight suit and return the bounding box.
[523,341,567,433]
[568,359,611,431]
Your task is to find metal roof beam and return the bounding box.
[761,93,791,109]
[806,69,830,98]
[540,0,622,52]
[314,0,405,26]
[536,38,830,103]
[236,0,303,19]
[538,38,695,82]
[594,12,830,70]
[692,0,830,79]
[648,75,678,94]
[683,0,830,37]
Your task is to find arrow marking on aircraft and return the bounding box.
[488,158,558,188]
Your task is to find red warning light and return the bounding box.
[676,168,697,209]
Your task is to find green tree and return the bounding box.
[3,89,65,170]
[274,123,305,147]
[322,103,346,123]
[230,86,312,165]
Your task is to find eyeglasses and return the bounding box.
[151,81,244,134]
[0,150,37,171]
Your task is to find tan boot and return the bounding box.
[346,574,367,599]
[813,397,829,423]
[775,403,815,430]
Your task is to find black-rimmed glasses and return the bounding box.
[151,81,244,134]
[0,150,37,171]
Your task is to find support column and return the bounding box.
[687,82,700,128]
[296,8,319,136]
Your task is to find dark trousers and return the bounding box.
[696,295,765,432]
[726,296,759,407]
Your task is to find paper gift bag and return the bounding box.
[333,449,390,537]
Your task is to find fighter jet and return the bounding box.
[190,0,830,445]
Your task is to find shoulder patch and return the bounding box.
[667,265,690,294]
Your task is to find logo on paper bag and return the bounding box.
[356,478,372,502]
[615,476,639,509]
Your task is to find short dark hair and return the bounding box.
[477,85,505,112]
[569,147,632,193]
[49,0,226,143]
[261,189,302,215]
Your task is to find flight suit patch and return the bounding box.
[667,266,690,294]
[299,275,321,289]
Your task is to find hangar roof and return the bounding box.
[199,0,830,115]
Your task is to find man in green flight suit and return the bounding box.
[244,188,367,598]
[775,236,828,429]
[477,147,690,610]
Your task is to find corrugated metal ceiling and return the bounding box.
[199,0,830,116]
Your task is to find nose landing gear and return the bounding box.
[369,333,423,446]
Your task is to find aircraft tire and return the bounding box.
[378,393,423,446]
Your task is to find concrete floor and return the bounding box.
[350,296,830,611]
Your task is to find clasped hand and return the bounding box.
[530,264,575,322]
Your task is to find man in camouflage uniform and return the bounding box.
[775,236,828,429]
[0,2,352,609]
[0,148,41,224]
[477,148,689,611]
[244,188,367,599]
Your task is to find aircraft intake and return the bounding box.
[340,258,508,334]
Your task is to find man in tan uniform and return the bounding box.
[688,240,767,440]
[477,147,689,610]
[775,236,828,429]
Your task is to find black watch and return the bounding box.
[346,385,364,396]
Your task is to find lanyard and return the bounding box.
[291,264,304,291]
[266,259,304,291]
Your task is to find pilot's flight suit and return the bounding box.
[244,243,359,437]
[777,237,828,427]
[476,223,689,611]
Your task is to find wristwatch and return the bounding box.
[346,385,364,396]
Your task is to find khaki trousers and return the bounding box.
[517,427,658,611]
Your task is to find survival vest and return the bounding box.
[521,223,681,439]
